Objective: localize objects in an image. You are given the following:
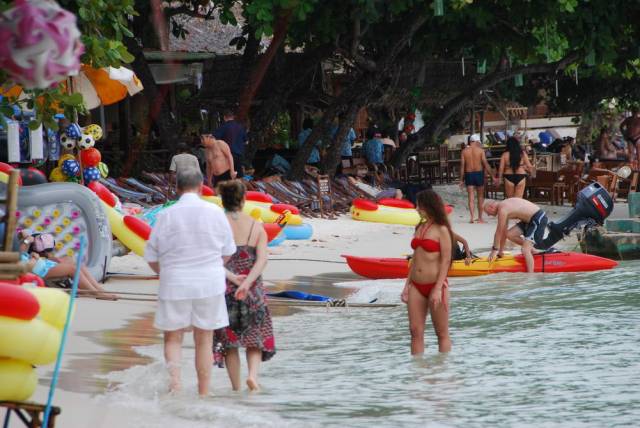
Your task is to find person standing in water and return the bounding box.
[401,189,453,355]
[145,168,236,396]
[214,180,275,392]
[460,134,496,223]
[203,134,236,187]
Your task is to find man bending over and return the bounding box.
[483,198,549,273]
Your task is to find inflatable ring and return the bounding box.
[0,316,61,365]
[352,198,378,211]
[0,358,37,401]
[378,198,415,209]
[201,185,215,196]
[124,215,152,240]
[246,191,273,204]
[0,283,40,320]
[27,288,71,330]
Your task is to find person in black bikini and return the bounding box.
[498,137,534,198]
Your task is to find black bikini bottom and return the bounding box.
[504,174,527,186]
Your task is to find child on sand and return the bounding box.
[19,230,116,300]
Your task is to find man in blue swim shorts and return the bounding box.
[460,134,496,223]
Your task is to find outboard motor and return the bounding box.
[536,182,614,250]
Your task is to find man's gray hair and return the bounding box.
[176,168,203,191]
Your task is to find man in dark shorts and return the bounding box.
[620,107,640,168]
[483,198,549,273]
[460,134,496,223]
[214,108,247,178]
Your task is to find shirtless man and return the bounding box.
[202,134,236,187]
[620,107,640,168]
[459,134,496,223]
[483,198,549,273]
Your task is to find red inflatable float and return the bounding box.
[262,223,282,242]
[201,185,215,196]
[270,203,300,215]
[378,198,415,209]
[88,181,117,207]
[246,191,273,204]
[352,198,378,211]
[0,283,39,320]
[124,215,152,240]
[0,162,23,185]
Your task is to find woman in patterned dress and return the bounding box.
[215,180,275,391]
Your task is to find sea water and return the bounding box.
[95,262,640,427]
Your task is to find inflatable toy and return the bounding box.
[350,198,453,226]
[62,159,80,177]
[19,167,47,185]
[0,162,22,185]
[15,182,112,280]
[59,132,76,150]
[0,285,70,401]
[83,124,103,141]
[58,154,75,166]
[202,185,215,196]
[88,181,116,207]
[267,232,286,247]
[282,223,313,240]
[77,133,95,150]
[80,148,101,167]
[202,195,303,226]
[342,252,618,279]
[83,166,101,184]
[123,215,151,240]
[0,0,83,89]
[0,358,37,401]
[98,162,109,178]
[65,123,82,140]
[246,191,273,204]
[49,167,66,182]
[0,283,39,320]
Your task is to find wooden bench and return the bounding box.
[1,401,61,428]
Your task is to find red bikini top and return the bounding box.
[410,222,440,252]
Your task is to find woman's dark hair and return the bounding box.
[506,137,522,171]
[302,118,314,130]
[217,180,246,212]
[415,189,454,261]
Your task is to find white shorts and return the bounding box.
[154,295,229,331]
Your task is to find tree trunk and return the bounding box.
[321,102,363,174]
[236,10,293,123]
[391,52,581,167]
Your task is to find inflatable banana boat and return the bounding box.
[350,198,453,226]
[0,284,70,401]
[342,252,618,279]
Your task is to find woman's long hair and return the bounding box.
[506,137,522,171]
[415,189,454,262]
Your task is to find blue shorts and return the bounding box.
[464,171,484,187]
[32,258,58,278]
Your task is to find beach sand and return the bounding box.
[18,185,611,427]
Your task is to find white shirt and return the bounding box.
[169,153,200,173]
[145,193,236,300]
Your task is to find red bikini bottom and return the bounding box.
[410,279,449,312]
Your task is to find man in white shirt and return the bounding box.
[145,168,236,396]
[169,143,201,189]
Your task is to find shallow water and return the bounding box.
[95,262,640,427]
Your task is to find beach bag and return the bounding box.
[32,233,55,253]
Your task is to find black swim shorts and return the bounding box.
[516,209,548,246]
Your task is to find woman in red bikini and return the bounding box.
[401,189,453,355]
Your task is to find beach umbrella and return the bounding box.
[0,65,143,111]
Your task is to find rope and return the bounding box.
[43,236,86,427]
[269,258,347,264]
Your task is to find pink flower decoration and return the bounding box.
[71,211,79,219]
[72,226,80,234]
[43,217,51,225]
[0,0,84,89]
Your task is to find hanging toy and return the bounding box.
[80,148,101,167]
[61,159,80,177]
[59,133,77,151]
[76,133,95,150]
[82,124,103,142]
[97,162,109,178]
[49,167,66,182]
[57,153,76,166]
[65,123,82,140]
[83,166,101,184]
[0,0,83,89]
